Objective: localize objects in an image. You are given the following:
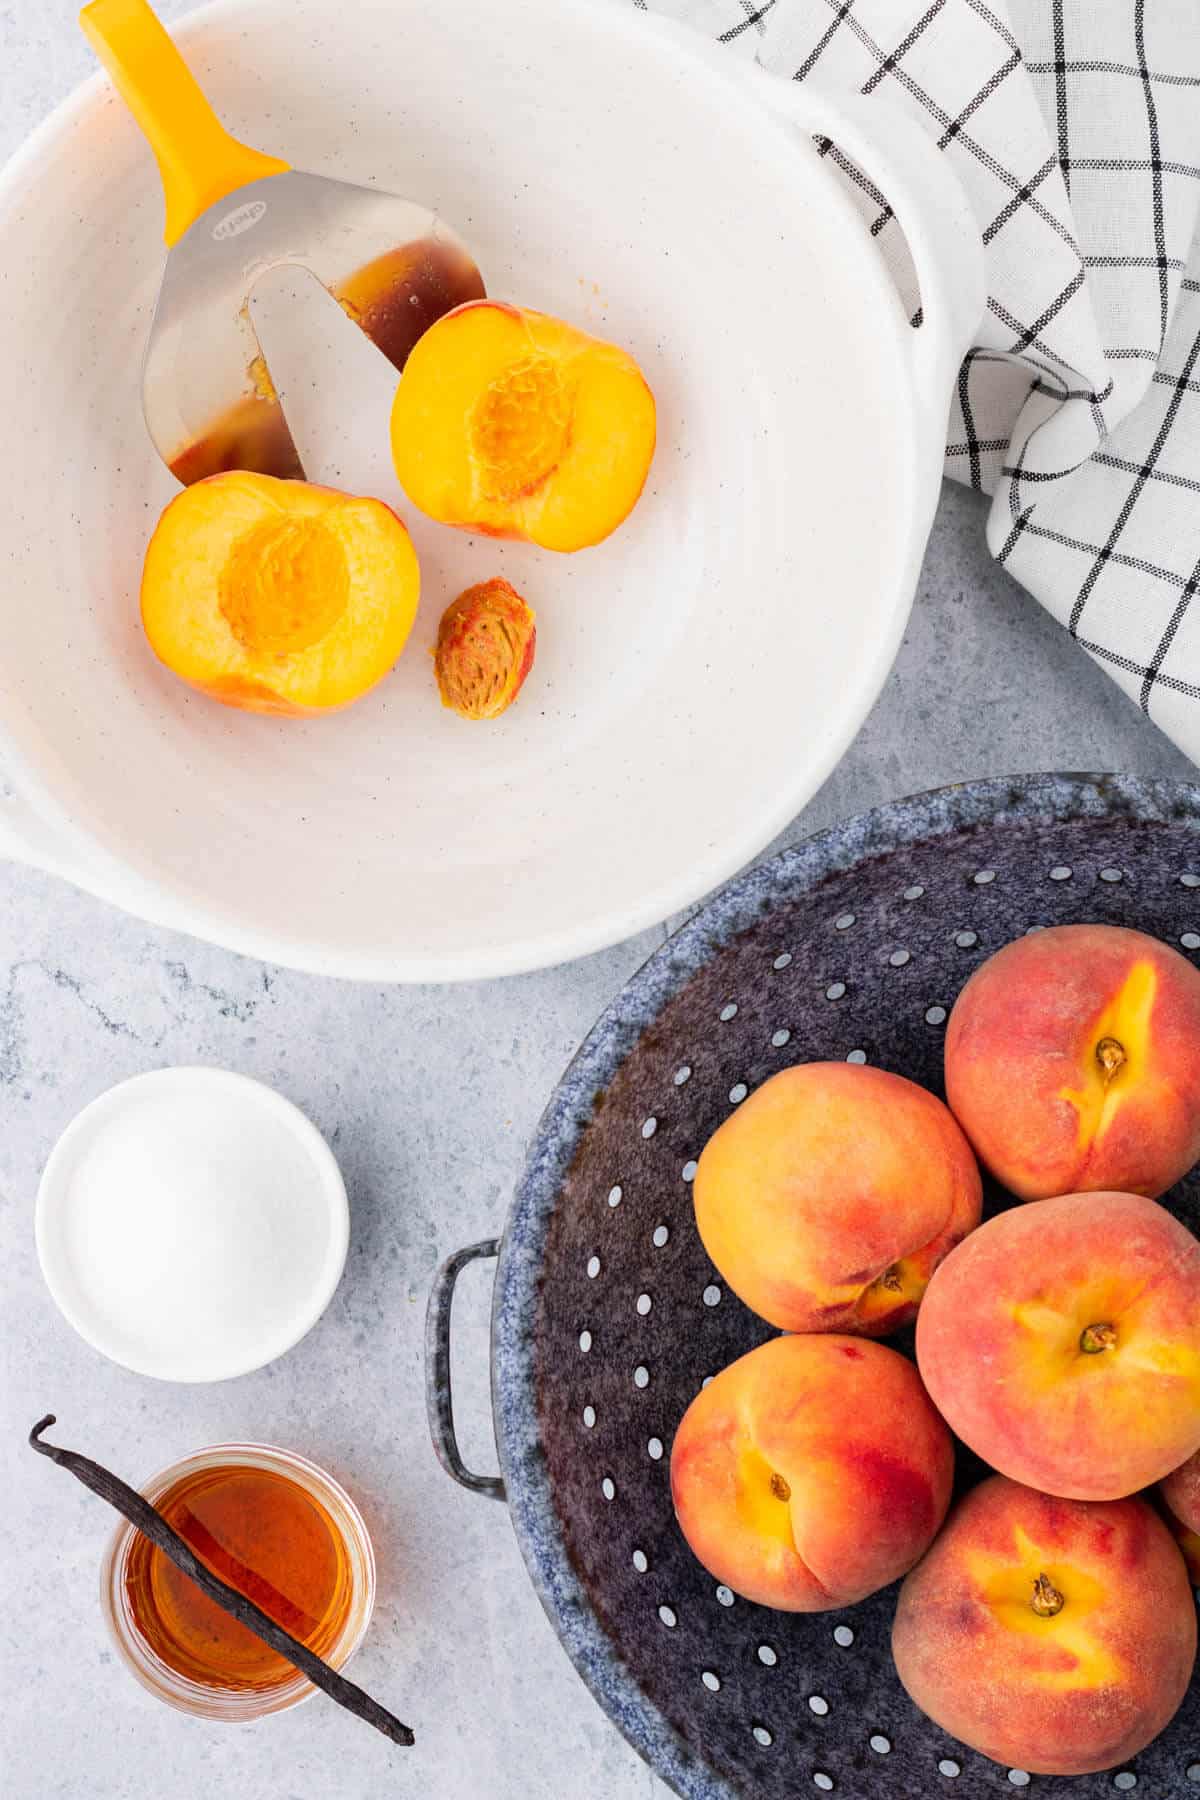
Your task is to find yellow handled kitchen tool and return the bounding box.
[81,0,484,482]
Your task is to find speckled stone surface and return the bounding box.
[1,7,1198,1800]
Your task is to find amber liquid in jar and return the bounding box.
[124,1462,354,1691]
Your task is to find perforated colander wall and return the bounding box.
[492,777,1200,1800]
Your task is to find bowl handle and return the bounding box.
[743,70,985,433]
[425,1239,506,1502]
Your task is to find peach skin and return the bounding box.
[692,1063,982,1335]
[892,1476,1196,1775]
[945,923,1200,1199]
[141,471,419,714]
[916,1191,1200,1500]
[1161,1448,1200,1583]
[390,301,655,551]
[670,1334,954,1610]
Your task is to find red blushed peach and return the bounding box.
[916,1191,1200,1500]
[692,1063,981,1335]
[1161,1448,1200,1583]
[892,1476,1196,1775]
[945,923,1200,1200]
[670,1334,954,1610]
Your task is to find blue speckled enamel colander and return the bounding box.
[427,773,1200,1800]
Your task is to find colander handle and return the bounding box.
[425,1239,506,1502]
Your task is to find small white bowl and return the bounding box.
[35,1067,349,1382]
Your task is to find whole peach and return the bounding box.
[1161,1448,1200,1583]
[670,1333,953,1610]
[892,1476,1196,1775]
[693,1062,981,1335]
[916,1191,1200,1500]
[945,923,1200,1199]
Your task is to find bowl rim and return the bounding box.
[0,0,934,982]
[488,770,1200,1797]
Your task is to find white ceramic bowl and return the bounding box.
[0,0,981,980]
[36,1067,349,1381]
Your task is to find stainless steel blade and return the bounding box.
[143,169,484,483]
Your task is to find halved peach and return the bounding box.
[141,472,420,714]
[389,301,655,551]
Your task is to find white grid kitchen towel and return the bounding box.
[635,0,1200,759]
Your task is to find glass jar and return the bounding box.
[100,1441,376,1721]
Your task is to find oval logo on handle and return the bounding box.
[212,200,268,241]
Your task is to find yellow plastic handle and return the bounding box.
[80,0,289,246]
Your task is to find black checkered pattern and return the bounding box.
[638,0,1200,752]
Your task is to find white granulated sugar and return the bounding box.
[39,1070,346,1381]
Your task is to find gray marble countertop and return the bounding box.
[1,7,1195,1799]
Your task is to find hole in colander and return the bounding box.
[1049,865,1072,881]
[773,952,792,969]
[772,1028,791,1047]
[1100,867,1123,883]
[578,1330,592,1353]
[729,1082,748,1104]
[1007,1773,1030,1789]
[674,1065,691,1086]
[1188,1764,1200,1782]
[835,912,855,931]
[607,1185,622,1208]
[752,1725,773,1748]
[825,982,846,1001]
[1113,1775,1137,1791]
[601,1477,615,1500]
[869,1734,890,1754]
[889,949,911,967]
[634,1365,649,1388]
[642,1116,657,1139]
[1181,873,1200,889]
[814,1776,834,1794]
[582,1405,595,1428]
[833,1625,854,1647]
[701,1374,715,1388]
[904,884,925,900]
[974,868,996,885]
[703,1284,722,1307]
[720,1003,738,1022]
[846,1049,867,1065]
[1183,932,1200,951]
[925,1005,947,1025]
[586,1255,601,1279]
[682,1160,698,1183]
[955,930,978,949]
[808,1695,829,1716]
[716,1585,734,1607]
[647,1437,664,1461]
[702,1670,721,1692]
[939,1760,961,1778]
[632,1549,648,1573]
[658,1604,677,1628]
[757,1644,777,1667]
[652,1224,670,1248]
[636,1293,652,1316]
